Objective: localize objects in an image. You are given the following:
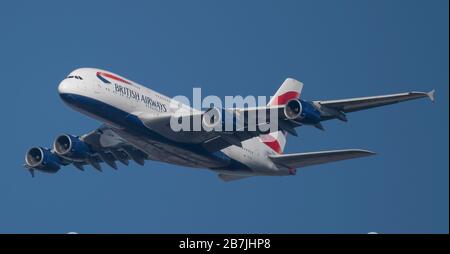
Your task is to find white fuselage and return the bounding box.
[57,68,290,176]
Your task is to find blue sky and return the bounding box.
[0,0,447,233]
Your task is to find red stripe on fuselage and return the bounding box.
[97,72,132,85]
[271,91,300,105]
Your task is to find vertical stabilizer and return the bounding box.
[261,78,304,153]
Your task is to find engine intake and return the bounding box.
[25,147,61,173]
[284,99,303,120]
[53,134,90,161]
[202,107,223,130]
[201,107,241,132]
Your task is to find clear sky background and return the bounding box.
[0,0,448,233]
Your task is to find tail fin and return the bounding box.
[259,131,287,154]
[267,78,304,106]
[261,78,303,154]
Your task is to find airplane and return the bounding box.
[24,68,435,181]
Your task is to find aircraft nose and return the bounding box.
[58,79,77,105]
[58,79,72,94]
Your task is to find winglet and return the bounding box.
[427,89,435,103]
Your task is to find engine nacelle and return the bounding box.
[284,99,303,119]
[202,107,223,130]
[202,107,241,132]
[284,99,322,125]
[53,134,91,161]
[25,147,61,173]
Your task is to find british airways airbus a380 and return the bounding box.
[24,68,435,181]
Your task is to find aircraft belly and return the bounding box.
[113,129,226,169]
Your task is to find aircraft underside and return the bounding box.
[112,128,229,170]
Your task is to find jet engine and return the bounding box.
[53,134,91,161]
[283,99,303,119]
[284,99,322,125]
[202,107,223,130]
[202,107,241,132]
[25,147,61,173]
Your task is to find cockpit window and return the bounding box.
[67,75,83,80]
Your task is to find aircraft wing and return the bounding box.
[76,125,148,169]
[137,109,296,153]
[24,125,148,176]
[315,90,435,121]
[268,149,375,169]
[136,89,435,152]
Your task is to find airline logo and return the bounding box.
[270,91,300,105]
[96,72,132,85]
[259,132,286,154]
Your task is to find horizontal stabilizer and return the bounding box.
[269,149,375,169]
